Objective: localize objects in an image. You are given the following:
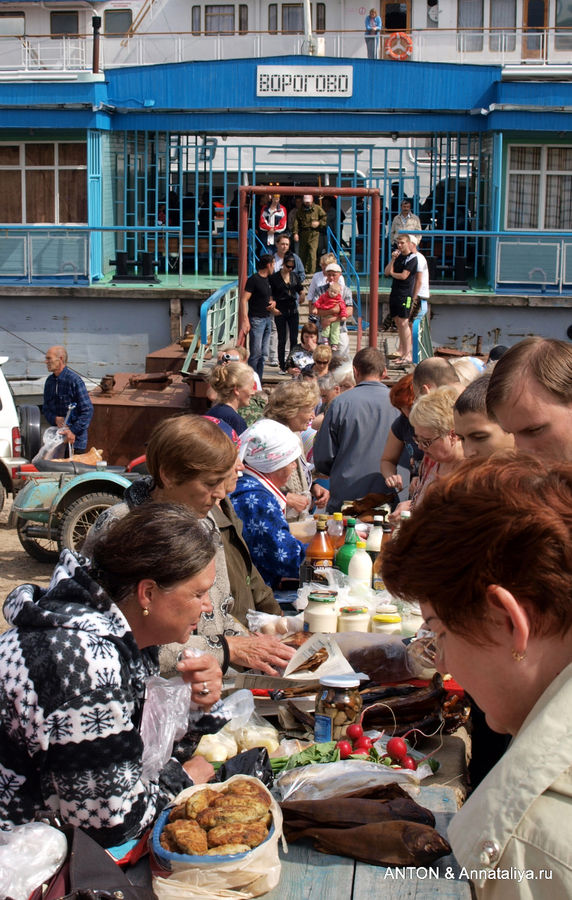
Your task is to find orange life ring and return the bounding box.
[385,32,413,61]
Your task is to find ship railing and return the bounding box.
[325,227,364,328]
[412,300,432,365]
[0,27,570,74]
[181,280,239,374]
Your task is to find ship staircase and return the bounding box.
[181,226,432,385]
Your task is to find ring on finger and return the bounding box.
[199,680,210,696]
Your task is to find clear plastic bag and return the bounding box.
[32,426,69,463]
[141,676,193,781]
[246,610,304,635]
[273,758,433,802]
[225,709,280,756]
[0,822,67,900]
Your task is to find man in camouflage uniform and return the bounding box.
[293,194,326,276]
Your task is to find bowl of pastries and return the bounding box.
[151,776,275,866]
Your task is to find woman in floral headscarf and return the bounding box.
[230,419,306,587]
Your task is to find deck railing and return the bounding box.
[181,280,240,374]
[0,27,570,75]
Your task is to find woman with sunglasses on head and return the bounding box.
[390,384,463,521]
[382,455,572,897]
[269,251,305,373]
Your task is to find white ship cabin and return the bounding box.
[0,0,570,76]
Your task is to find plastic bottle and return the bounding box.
[327,512,345,550]
[392,508,412,539]
[347,541,373,591]
[365,514,385,564]
[299,519,335,585]
[372,523,393,591]
[335,516,358,574]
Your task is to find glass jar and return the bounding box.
[304,591,338,633]
[314,674,363,742]
[371,612,402,634]
[337,605,371,633]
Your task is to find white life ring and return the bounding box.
[385,32,413,61]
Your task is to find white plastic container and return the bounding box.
[347,541,373,590]
[365,515,384,563]
[337,605,371,633]
[304,593,339,633]
[372,613,402,634]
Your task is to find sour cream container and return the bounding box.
[371,612,402,634]
[337,605,371,633]
[304,591,339,633]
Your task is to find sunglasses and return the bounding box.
[284,264,295,270]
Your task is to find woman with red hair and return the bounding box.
[380,372,424,494]
[382,454,572,894]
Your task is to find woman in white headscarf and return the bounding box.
[230,419,306,587]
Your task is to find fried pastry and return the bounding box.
[162,819,209,856]
[206,844,251,856]
[207,819,268,849]
[185,788,219,819]
[197,798,269,829]
[168,802,187,822]
[224,780,271,807]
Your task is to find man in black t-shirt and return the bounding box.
[239,253,276,380]
[384,235,418,365]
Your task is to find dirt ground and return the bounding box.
[0,499,53,631]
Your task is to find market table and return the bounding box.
[263,785,471,899]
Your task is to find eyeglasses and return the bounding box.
[414,433,443,451]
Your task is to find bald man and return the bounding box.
[44,346,93,453]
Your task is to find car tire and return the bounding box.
[16,516,60,563]
[0,482,6,513]
[58,492,120,554]
[19,405,42,461]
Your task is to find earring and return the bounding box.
[142,607,150,617]
[512,649,526,662]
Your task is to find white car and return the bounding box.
[0,357,39,511]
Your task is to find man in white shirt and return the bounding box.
[390,199,422,248]
[410,238,430,323]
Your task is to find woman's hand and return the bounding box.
[286,492,311,514]
[388,500,412,525]
[225,633,296,675]
[176,652,223,708]
[311,483,330,508]
[182,755,215,784]
[384,473,403,491]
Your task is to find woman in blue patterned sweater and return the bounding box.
[231,419,306,588]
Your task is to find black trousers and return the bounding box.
[275,310,299,370]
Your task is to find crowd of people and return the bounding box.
[1,333,571,897]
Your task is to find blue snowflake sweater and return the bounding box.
[0,550,192,847]
[230,472,305,587]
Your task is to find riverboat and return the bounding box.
[0,0,571,383]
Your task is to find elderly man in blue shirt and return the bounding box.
[43,346,94,453]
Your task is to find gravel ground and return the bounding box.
[0,499,53,632]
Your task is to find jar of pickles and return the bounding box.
[314,674,363,742]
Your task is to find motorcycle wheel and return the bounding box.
[58,492,120,554]
[16,517,60,563]
[0,483,6,513]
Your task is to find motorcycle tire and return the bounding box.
[0,482,6,513]
[19,404,42,461]
[58,492,120,554]
[16,516,60,563]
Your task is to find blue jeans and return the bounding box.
[248,316,272,380]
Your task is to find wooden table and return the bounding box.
[263,785,471,899]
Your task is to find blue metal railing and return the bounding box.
[181,280,239,374]
[325,226,363,325]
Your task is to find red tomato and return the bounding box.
[354,736,374,752]
[401,755,417,770]
[386,737,408,761]
[346,723,364,742]
[336,740,353,759]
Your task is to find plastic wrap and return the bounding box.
[273,758,433,802]
[333,632,416,683]
[0,823,67,900]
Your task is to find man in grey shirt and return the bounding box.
[313,347,399,512]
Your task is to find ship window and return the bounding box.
[239,4,248,33]
[316,2,326,32]
[269,4,278,32]
[555,0,572,50]
[0,13,24,36]
[0,141,87,226]
[490,0,515,52]
[457,0,483,52]
[282,4,304,34]
[50,11,79,37]
[205,4,234,34]
[104,10,133,36]
[192,6,201,34]
[507,145,572,230]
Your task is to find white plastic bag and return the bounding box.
[0,822,67,900]
[273,758,434,802]
[152,775,284,899]
[32,425,69,463]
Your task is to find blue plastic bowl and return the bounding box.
[151,805,274,869]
